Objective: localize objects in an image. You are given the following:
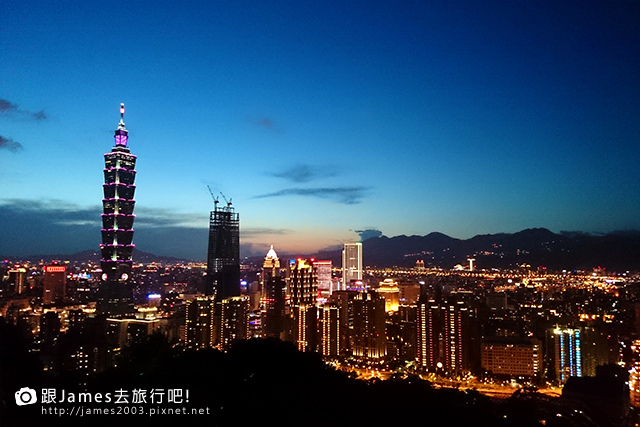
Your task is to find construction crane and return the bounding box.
[207,185,219,207]
[219,192,232,207]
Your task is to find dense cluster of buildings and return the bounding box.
[1,107,638,420]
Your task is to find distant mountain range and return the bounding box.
[3,228,640,272]
[309,228,640,272]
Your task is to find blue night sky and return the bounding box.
[1,1,639,260]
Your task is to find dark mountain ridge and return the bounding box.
[312,228,640,272]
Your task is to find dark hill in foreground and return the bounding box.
[0,326,602,427]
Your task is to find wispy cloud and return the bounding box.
[133,206,208,229]
[253,186,369,205]
[0,135,23,152]
[248,116,283,133]
[0,99,18,112]
[270,163,337,183]
[241,227,293,237]
[0,99,48,152]
[0,198,99,217]
[0,199,210,259]
[0,98,48,121]
[258,118,274,129]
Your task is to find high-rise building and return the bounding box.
[342,242,362,288]
[330,290,359,356]
[314,260,332,302]
[416,297,471,375]
[8,266,27,294]
[99,104,136,316]
[206,199,240,300]
[292,304,318,352]
[220,295,249,350]
[376,278,400,312]
[352,291,387,361]
[287,259,317,307]
[319,304,340,357]
[287,259,318,351]
[416,297,438,370]
[551,326,610,383]
[261,246,286,339]
[43,265,66,304]
[184,296,216,348]
[100,103,136,283]
[553,327,582,383]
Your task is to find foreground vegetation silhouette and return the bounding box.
[0,322,606,426]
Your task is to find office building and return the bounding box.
[100,103,136,282]
[8,266,27,294]
[376,278,400,312]
[342,242,362,288]
[261,246,286,339]
[287,258,317,307]
[287,259,318,351]
[99,104,136,316]
[314,260,332,302]
[43,265,66,304]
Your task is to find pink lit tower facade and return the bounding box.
[99,104,136,315]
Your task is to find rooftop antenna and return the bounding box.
[207,185,219,207]
[118,103,126,130]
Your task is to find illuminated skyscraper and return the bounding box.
[553,327,582,383]
[287,258,317,307]
[206,200,240,299]
[99,104,136,316]
[8,266,27,294]
[416,297,471,374]
[100,103,136,283]
[376,278,400,312]
[261,246,286,338]
[220,296,249,350]
[184,296,216,348]
[43,264,66,304]
[552,326,609,383]
[314,260,332,302]
[342,242,362,288]
[287,259,318,351]
[352,291,386,361]
[320,304,340,357]
[416,297,438,370]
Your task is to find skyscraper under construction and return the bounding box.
[206,198,240,299]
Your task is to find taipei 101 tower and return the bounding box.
[99,104,136,315]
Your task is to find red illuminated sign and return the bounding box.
[44,266,66,273]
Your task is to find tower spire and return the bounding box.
[118,103,126,130]
[114,103,128,147]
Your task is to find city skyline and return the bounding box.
[1,1,639,260]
